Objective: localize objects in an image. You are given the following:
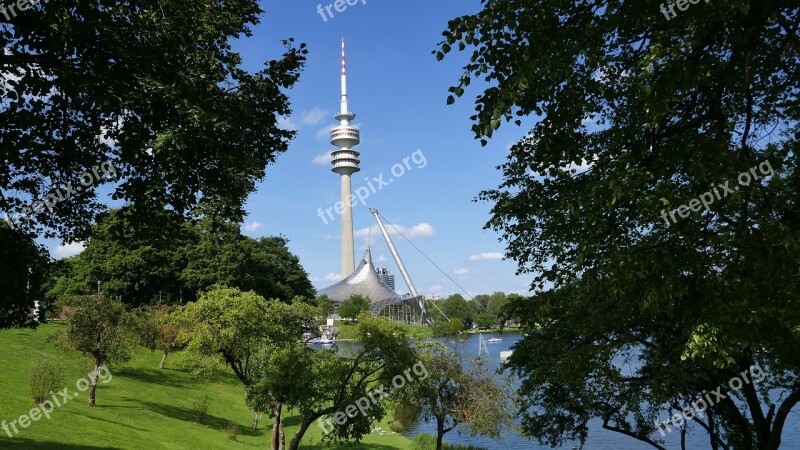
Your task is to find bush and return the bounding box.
[225,421,240,441]
[191,393,208,424]
[411,433,435,449]
[29,360,64,405]
[392,402,421,432]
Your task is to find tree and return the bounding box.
[246,236,316,302]
[246,341,311,450]
[179,288,311,386]
[47,210,187,307]
[1,1,306,243]
[179,287,317,448]
[317,294,334,318]
[337,294,372,322]
[498,293,523,329]
[439,1,800,449]
[136,305,182,369]
[47,212,315,306]
[405,344,513,450]
[180,218,315,303]
[440,294,474,327]
[475,313,496,330]
[282,316,419,450]
[487,292,511,329]
[432,319,465,337]
[472,294,491,313]
[50,295,135,406]
[0,221,49,329]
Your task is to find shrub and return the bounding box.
[411,433,437,450]
[226,421,240,441]
[191,393,208,424]
[29,360,64,405]
[392,402,421,432]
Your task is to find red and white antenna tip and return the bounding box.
[341,37,347,75]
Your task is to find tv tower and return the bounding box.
[330,38,361,278]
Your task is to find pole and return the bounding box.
[369,208,429,325]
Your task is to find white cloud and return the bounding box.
[315,124,336,141]
[315,234,340,240]
[376,254,388,263]
[559,155,598,175]
[300,107,328,127]
[311,273,342,283]
[428,285,443,293]
[468,252,504,261]
[279,107,330,131]
[53,242,85,259]
[243,221,264,232]
[312,152,333,166]
[354,223,434,241]
[453,268,469,275]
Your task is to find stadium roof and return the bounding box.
[318,248,419,314]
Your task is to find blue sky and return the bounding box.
[51,0,538,298]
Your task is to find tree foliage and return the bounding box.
[432,318,466,338]
[50,295,135,406]
[182,289,418,450]
[135,305,182,369]
[292,316,419,450]
[179,287,315,386]
[1,0,306,242]
[439,1,800,449]
[47,211,315,307]
[0,221,49,329]
[406,344,513,450]
[337,294,372,322]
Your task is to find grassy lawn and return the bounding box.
[0,323,411,449]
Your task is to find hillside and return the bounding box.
[0,323,411,449]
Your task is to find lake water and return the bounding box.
[398,331,800,450]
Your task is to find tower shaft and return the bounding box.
[340,174,355,276]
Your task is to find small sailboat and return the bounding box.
[478,334,490,358]
[487,337,503,343]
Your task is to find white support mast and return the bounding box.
[369,208,429,325]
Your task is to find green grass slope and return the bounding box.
[0,323,412,449]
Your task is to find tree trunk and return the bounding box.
[271,403,283,450]
[88,363,100,407]
[252,410,261,430]
[159,349,169,369]
[279,421,285,450]
[436,416,444,450]
[287,416,316,450]
[158,350,169,369]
